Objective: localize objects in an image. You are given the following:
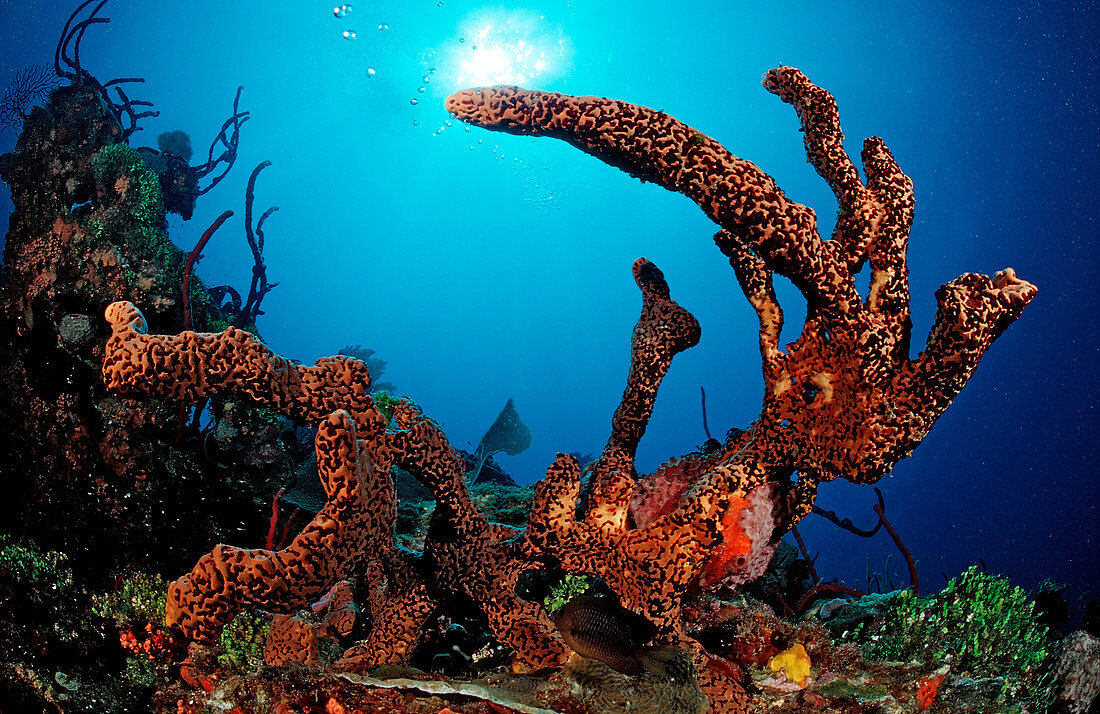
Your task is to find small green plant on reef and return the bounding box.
[92,573,178,690]
[544,572,594,615]
[372,389,400,422]
[92,572,169,629]
[0,534,72,595]
[853,565,1053,705]
[216,611,271,671]
[91,143,165,226]
[123,657,162,689]
[88,142,187,299]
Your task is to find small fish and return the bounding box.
[552,595,678,676]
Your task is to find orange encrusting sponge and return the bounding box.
[699,494,753,584]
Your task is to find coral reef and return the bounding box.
[0,75,257,582]
[87,68,1038,712]
[0,9,280,709]
[0,3,1048,702]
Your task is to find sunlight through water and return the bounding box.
[448,9,572,87]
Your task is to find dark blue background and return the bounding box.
[2,1,1096,599]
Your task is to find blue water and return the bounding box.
[1,1,1096,598]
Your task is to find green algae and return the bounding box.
[848,566,1053,706]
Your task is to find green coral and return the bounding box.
[86,142,190,305]
[0,535,72,594]
[92,572,169,629]
[544,572,594,615]
[91,143,165,226]
[853,566,1052,704]
[122,657,164,689]
[372,390,400,422]
[216,611,271,671]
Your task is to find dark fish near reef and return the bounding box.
[552,595,679,676]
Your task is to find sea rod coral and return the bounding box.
[101,67,1034,711]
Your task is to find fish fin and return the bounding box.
[637,645,683,678]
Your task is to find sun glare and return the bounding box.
[449,9,571,88]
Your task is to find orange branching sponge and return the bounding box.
[101,66,1036,714]
[165,409,392,642]
[102,301,378,430]
[264,613,321,667]
[524,259,713,631]
[450,68,1035,712]
[449,68,1036,523]
[382,400,568,669]
[263,581,360,667]
[103,302,404,643]
[102,301,564,668]
[522,259,755,710]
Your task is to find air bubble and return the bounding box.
[410,98,419,105]
[366,67,376,76]
[417,86,426,93]
[378,23,389,30]
[342,30,356,40]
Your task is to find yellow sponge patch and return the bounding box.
[767,643,812,686]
